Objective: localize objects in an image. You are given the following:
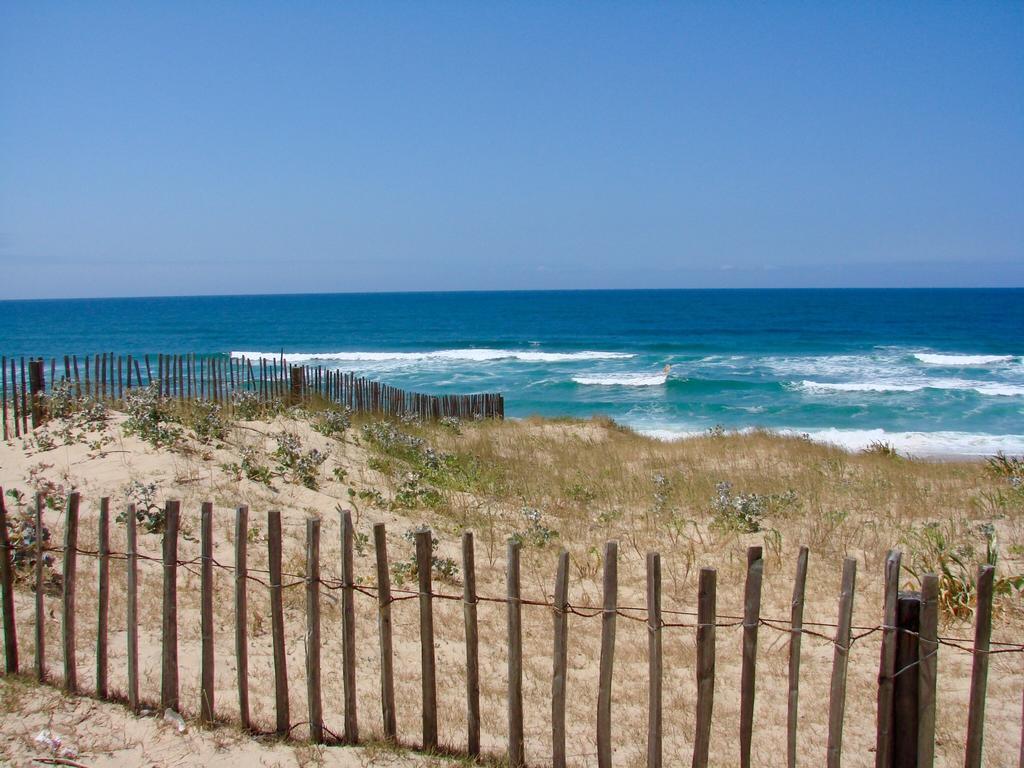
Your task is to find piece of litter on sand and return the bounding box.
[163,708,187,734]
[33,728,79,759]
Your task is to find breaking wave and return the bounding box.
[914,353,1015,366]
[231,349,634,364]
[572,373,668,387]
[797,379,1024,397]
[638,426,1024,457]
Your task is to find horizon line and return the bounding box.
[3,285,1024,303]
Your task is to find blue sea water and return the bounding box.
[1,289,1022,456]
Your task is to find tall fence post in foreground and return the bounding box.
[964,565,995,768]
[61,492,79,693]
[892,591,921,767]
[0,490,17,673]
[161,500,180,711]
[306,517,323,744]
[235,506,250,730]
[507,538,524,768]
[268,509,289,734]
[692,566,717,768]
[463,531,481,757]
[647,551,663,768]
[200,502,215,725]
[96,498,110,699]
[917,574,939,768]
[597,540,618,768]
[876,550,902,767]
[787,546,809,768]
[739,545,764,768]
[552,549,570,768]
[373,523,397,740]
[341,509,358,743]
[415,528,438,750]
[33,494,45,681]
[126,505,139,713]
[826,557,857,768]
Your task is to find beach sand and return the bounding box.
[1,407,1022,766]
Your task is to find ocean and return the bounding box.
[2,289,1022,457]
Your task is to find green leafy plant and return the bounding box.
[390,472,442,510]
[904,520,1024,620]
[312,407,352,438]
[511,506,559,547]
[230,390,266,420]
[863,441,901,458]
[122,383,182,448]
[115,480,168,534]
[272,433,326,489]
[185,401,228,443]
[389,527,459,585]
[2,488,60,593]
[711,481,798,533]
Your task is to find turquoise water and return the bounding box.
[1,289,1022,456]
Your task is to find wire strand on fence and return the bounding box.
[13,542,1023,657]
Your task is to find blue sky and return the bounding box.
[1,2,1022,298]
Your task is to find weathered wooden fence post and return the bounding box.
[200,502,215,725]
[507,538,524,768]
[235,505,250,730]
[96,498,110,699]
[126,505,139,713]
[917,573,939,768]
[28,359,45,428]
[161,500,180,711]
[597,540,618,768]
[62,492,79,693]
[739,545,764,768]
[306,517,323,744]
[876,550,902,767]
[692,566,717,768]
[787,546,809,768]
[341,509,358,743]
[964,565,995,768]
[463,531,481,757]
[647,551,663,768]
[826,557,857,768]
[268,509,289,734]
[373,523,397,740]
[552,549,570,768]
[415,528,438,750]
[0,490,17,673]
[892,592,921,767]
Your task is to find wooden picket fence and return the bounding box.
[1,492,1022,767]
[0,352,504,439]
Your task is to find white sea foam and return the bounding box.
[638,426,1024,457]
[797,379,1024,397]
[914,353,1015,366]
[798,380,923,393]
[231,349,634,364]
[572,373,668,387]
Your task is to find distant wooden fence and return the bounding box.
[1,492,1022,767]
[0,353,504,438]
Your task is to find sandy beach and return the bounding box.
[1,400,1021,767]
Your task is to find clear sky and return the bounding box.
[1,2,1022,299]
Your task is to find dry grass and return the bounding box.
[1,409,1022,767]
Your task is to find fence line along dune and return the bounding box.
[1,380,1023,766]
